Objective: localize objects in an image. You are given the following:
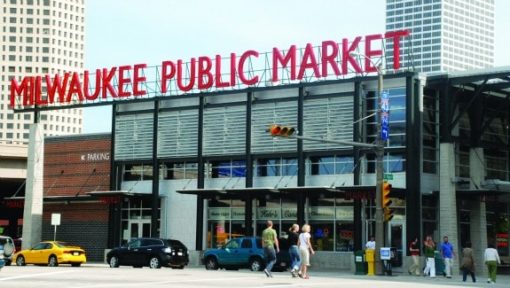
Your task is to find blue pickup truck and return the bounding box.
[203,236,289,271]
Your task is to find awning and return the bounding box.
[176,185,406,199]
[87,190,150,197]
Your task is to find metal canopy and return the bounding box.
[176,185,406,198]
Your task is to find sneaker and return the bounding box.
[487,280,491,283]
[264,269,270,277]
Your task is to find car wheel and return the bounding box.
[109,256,120,268]
[5,260,11,266]
[16,256,26,266]
[249,257,263,272]
[149,256,161,269]
[205,257,218,270]
[48,255,59,267]
[71,263,81,267]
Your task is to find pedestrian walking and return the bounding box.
[484,243,501,284]
[460,241,476,283]
[261,220,279,278]
[408,237,421,276]
[423,235,436,277]
[440,235,455,278]
[298,224,314,279]
[288,224,301,277]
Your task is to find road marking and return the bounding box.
[75,276,261,288]
[0,270,72,281]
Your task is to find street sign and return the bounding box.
[384,173,393,180]
[380,91,390,141]
[51,213,61,241]
[51,213,61,226]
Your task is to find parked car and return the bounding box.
[203,236,290,271]
[13,241,86,267]
[106,238,189,269]
[0,236,16,266]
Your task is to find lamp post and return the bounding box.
[350,51,385,275]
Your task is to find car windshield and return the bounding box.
[0,237,12,245]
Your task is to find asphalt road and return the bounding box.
[0,264,508,288]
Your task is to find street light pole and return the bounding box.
[374,64,385,275]
[350,51,385,275]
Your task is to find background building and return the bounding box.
[41,133,111,261]
[385,0,494,72]
[0,0,85,238]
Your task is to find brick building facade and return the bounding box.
[43,133,111,261]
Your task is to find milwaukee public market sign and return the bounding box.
[10,30,409,110]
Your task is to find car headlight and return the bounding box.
[163,247,172,253]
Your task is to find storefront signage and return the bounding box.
[496,233,508,248]
[80,152,110,162]
[257,208,281,219]
[208,208,231,220]
[232,208,246,220]
[10,30,410,110]
[344,190,375,201]
[1,199,24,208]
[99,196,121,204]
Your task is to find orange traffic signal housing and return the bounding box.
[267,124,296,137]
[382,181,394,222]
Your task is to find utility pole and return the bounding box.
[267,58,386,275]
[374,65,385,275]
[348,51,386,275]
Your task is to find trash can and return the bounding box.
[365,249,375,276]
[354,250,366,275]
[434,251,445,276]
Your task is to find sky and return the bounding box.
[82,0,510,133]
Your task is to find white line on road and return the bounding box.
[75,276,261,288]
[0,270,72,281]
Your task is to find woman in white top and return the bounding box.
[297,224,315,279]
[484,244,501,283]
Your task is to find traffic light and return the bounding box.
[382,181,394,222]
[267,124,296,137]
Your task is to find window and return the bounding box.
[160,162,198,180]
[310,156,354,175]
[256,158,297,177]
[241,239,252,249]
[208,160,246,178]
[123,164,153,181]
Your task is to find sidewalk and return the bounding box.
[84,262,510,287]
[311,269,510,287]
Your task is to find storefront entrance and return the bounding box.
[389,219,406,267]
[127,219,151,240]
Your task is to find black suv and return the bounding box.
[106,238,189,269]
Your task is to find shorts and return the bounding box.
[299,246,310,266]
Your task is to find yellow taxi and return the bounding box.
[13,241,86,267]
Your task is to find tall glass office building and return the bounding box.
[386,0,494,72]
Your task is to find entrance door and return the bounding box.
[128,220,151,239]
[388,220,406,267]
